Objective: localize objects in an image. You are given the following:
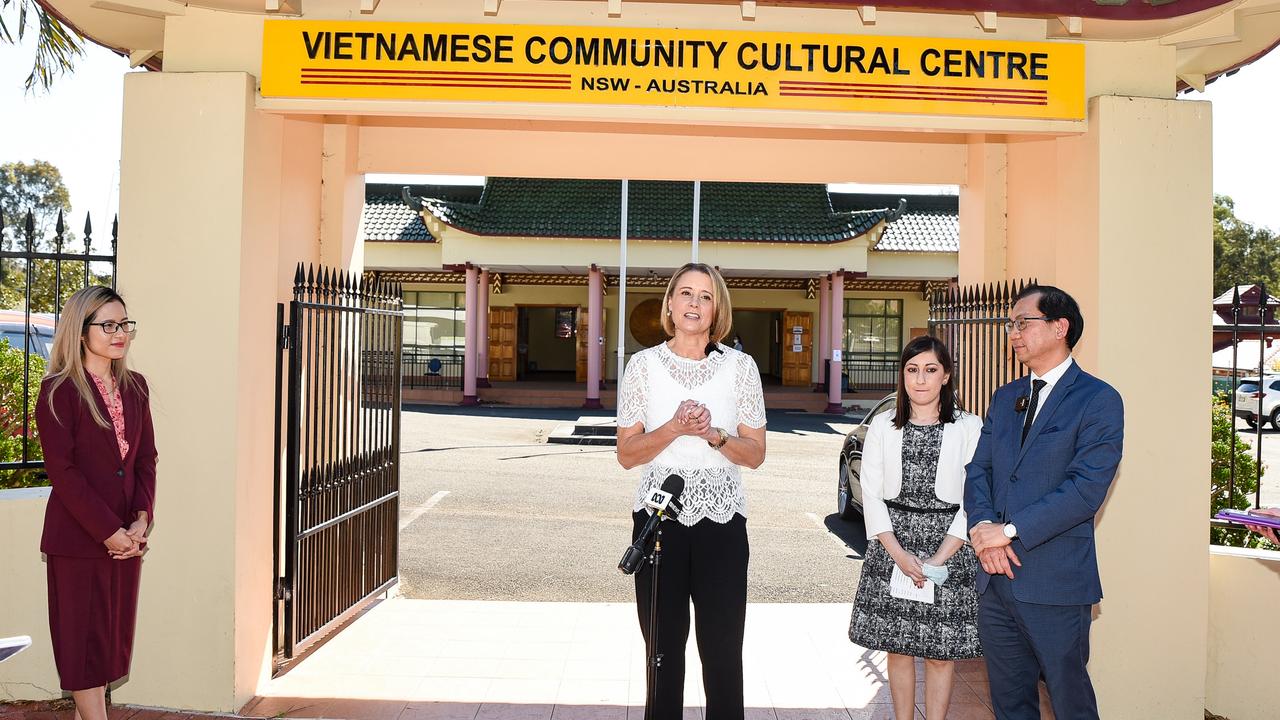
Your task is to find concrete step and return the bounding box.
[547,417,618,445]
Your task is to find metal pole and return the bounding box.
[1258,285,1267,509]
[691,181,701,263]
[617,180,629,386]
[1229,287,1239,503]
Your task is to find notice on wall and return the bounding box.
[261,20,1085,120]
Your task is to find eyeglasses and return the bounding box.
[87,320,138,335]
[1002,317,1050,334]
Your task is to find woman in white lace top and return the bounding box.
[616,262,767,720]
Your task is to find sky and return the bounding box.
[3,33,1280,233]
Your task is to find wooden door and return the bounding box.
[488,307,516,381]
[575,307,606,383]
[781,311,813,387]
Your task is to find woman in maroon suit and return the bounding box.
[37,286,157,720]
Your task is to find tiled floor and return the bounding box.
[2,598,1055,719]
[237,599,1007,720]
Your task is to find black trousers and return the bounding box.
[632,511,749,720]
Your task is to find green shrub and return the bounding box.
[1211,393,1275,549]
[0,338,46,489]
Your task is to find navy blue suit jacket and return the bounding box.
[964,361,1123,606]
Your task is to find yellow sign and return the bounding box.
[262,21,1084,120]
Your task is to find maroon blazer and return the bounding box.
[37,371,158,558]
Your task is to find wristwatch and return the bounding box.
[708,427,729,449]
[1003,523,1018,539]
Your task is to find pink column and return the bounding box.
[826,270,845,413]
[817,274,830,389]
[462,264,479,405]
[584,265,603,409]
[477,269,491,388]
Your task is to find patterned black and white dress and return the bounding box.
[848,421,982,660]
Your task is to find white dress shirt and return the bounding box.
[1028,355,1075,424]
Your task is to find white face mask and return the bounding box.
[920,561,949,586]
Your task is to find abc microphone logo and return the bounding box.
[645,489,674,512]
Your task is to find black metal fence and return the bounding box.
[1221,285,1268,511]
[927,280,1030,420]
[842,356,897,392]
[0,209,118,484]
[273,264,404,667]
[403,348,463,389]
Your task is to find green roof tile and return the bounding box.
[414,178,894,244]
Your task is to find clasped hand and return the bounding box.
[671,399,715,442]
[104,518,150,560]
[969,523,1020,579]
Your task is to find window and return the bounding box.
[403,291,466,355]
[844,298,903,359]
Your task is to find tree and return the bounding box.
[0,0,83,92]
[0,159,71,246]
[0,338,45,489]
[0,160,110,311]
[1213,194,1280,295]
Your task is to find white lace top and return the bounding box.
[617,342,767,526]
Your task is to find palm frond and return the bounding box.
[0,0,85,93]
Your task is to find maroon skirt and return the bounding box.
[46,554,142,691]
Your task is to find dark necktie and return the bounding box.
[1021,379,1047,445]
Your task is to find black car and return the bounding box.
[837,393,897,520]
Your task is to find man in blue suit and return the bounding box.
[964,284,1124,720]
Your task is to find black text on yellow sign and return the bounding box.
[262,21,1085,121]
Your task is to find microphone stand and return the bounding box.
[644,522,664,720]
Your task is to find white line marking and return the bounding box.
[400,490,450,531]
[806,511,854,553]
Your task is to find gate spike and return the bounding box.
[110,216,118,256]
[55,210,65,237]
[24,211,35,250]
[83,213,92,238]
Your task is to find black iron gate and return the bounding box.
[927,280,1032,419]
[273,263,404,666]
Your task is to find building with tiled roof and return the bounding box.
[831,193,959,253]
[362,177,957,400]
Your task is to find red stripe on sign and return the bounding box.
[780,86,1048,101]
[299,80,571,90]
[779,90,1048,106]
[301,68,570,79]
[779,80,1048,96]
[301,73,569,85]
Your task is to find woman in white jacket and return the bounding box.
[848,335,983,719]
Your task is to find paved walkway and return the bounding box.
[242,599,1002,720]
[3,599,1024,719]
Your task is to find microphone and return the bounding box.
[705,342,723,356]
[618,474,685,575]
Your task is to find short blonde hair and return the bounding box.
[660,263,733,343]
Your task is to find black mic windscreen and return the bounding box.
[660,474,684,519]
[661,474,685,500]
[705,342,723,356]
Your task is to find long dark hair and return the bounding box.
[892,335,960,429]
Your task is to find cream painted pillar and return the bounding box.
[585,265,603,409]
[477,269,490,387]
[320,119,365,273]
[817,274,830,388]
[1000,95,1211,717]
[462,265,479,405]
[826,271,844,413]
[112,72,289,712]
[958,136,1007,286]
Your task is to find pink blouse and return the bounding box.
[90,374,130,460]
